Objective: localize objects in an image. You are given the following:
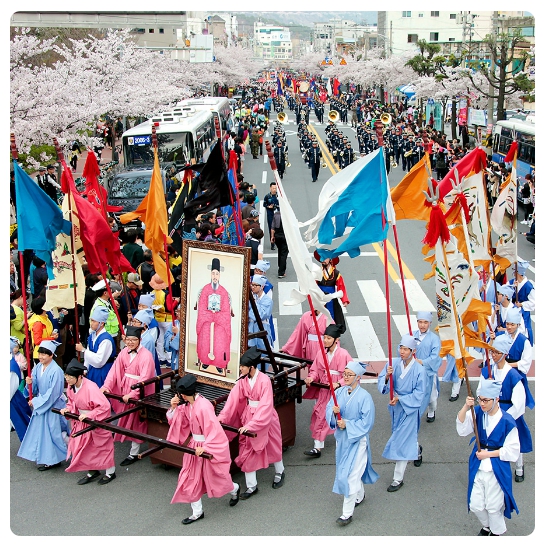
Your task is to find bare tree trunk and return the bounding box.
[451,98,458,140]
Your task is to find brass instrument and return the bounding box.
[404,149,413,158]
[285,151,291,167]
[380,113,392,126]
[277,112,288,124]
[390,156,397,168]
[328,110,340,123]
[299,81,309,92]
[322,161,327,168]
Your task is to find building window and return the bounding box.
[450,13,457,19]
[159,28,164,34]
[431,11,439,17]
[135,28,145,34]
[149,29,154,33]
[448,38,456,42]
[402,11,411,18]
[408,34,418,43]
[430,32,439,41]
[418,13,424,18]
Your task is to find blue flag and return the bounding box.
[276,77,283,96]
[301,149,389,259]
[13,161,72,279]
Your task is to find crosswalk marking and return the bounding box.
[392,314,418,337]
[396,279,435,311]
[261,170,267,184]
[278,282,303,316]
[356,280,391,313]
[346,315,386,361]
[264,154,267,164]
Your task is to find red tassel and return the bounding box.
[503,140,518,164]
[422,204,451,246]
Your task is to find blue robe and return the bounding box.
[411,329,441,417]
[10,356,31,442]
[164,320,180,371]
[141,325,162,386]
[248,293,273,351]
[86,330,116,388]
[481,367,533,453]
[378,358,426,460]
[506,333,535,410]
[263,279,276,343]
[441,354,461,384]
[326,384,379,496]
[17,360,69,465]
[509,278,534,345]
[468,407,519,519]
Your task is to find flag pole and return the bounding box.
[374,120,395,399]
[53,138,82,359]
[10,134,33,398]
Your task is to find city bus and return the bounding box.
[492,119,535,178]
[175,96,234,138]
[121,108,216,168]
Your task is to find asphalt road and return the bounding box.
[9,108,537,541]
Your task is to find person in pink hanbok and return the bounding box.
[100,325,156,467]
[281,310,333,363]
[217,347,285,499]
[167,375,240,525]
[60,360,116,485]
[302,324,352,458]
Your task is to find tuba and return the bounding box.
[277,112,288,124]
[328,110,340,123]
[380,113,392,126]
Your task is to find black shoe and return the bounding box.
[201,364,209,370]
[97,472,116,485]
[271,245,276,250]
[336,516,353,525]
[278,274,286,278]
[387,480,404,492]
[414,445,423,467]
[229,486,240,506]
[355,494,365,507]
[312,179,317,182]
[515,468,524,482]
[240,487,259,500]
[216,367,224,374]
[77,470,100,485]
[120,455,138,467]
[478,528,491,536]
[426,413,435,423]
[449,394,460,402]
[182,513,204,525]
[37,462,61,471]
[272,471,285,489]
[304,448,321,458]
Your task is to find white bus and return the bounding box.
[175,96,234,138]
[492,119,535,178]
[122,108,216,168]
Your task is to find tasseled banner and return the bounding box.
[422,203,450,246]
[445,192,470,223]
[228,150,238,173]
[503,140,518,164]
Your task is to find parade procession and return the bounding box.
[9,8,535,540]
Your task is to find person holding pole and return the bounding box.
[456,378,519,536]
[60,359,116,485]
[508,260,534,346]
[167,375,240,525]
[326,361,380,526]
[302,323,352,458]
[377,334,426,492]
[217,347,285,499]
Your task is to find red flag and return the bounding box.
[333,78,340,96]
[61,165,134,275]
[438,147,487,198]
[81,151,122,218]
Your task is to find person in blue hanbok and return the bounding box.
[378,334,426,492]
[17,340,69,470]
[132,308,161,378]
[254,260,276,344]
[457,378,520,536]
[326,361,379,526]
[248,275,273,351]
[478,335,532,484]
[74,306,116,388]
[10,337,31,441]
[407,311,441,424]
[164,303,181,371]
[508,259,534,346]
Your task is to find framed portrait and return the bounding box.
[179,240,251,390]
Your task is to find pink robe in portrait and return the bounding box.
[64,377,115,472]
[101,346,156,443]
[168,394,234,503]
[196,283,232,369]
[217,370,282,472]
[303,346,352,441]
[281,311,331,361]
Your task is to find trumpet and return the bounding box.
[328,110,340,123]
[404,149,413,158]
[390,156,397,168]
[322,161,327,168]
[277,112,288,124]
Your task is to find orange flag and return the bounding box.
[120,148,172,284]
[390,154,433,221]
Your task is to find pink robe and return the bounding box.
[168,394,234,503]
[303,346,352,441]
[196,283,232,369]
[64,377,115,472]
[217,371,282,472]
[101,346,156,443]
[281,311,331,361]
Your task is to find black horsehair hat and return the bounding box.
[324,323,345,338]
[208,257,224,272]
[176,374,197,396]
[65,358,87,377]
[240,346,262,367]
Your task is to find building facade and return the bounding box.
[253,22,293,61]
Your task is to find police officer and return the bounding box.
[306,141,323,182]
[273,140,287,180]
[339,142,355,169]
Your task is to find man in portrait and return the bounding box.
[194,257,235,375]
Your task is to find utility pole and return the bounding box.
[486,10,499,154]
